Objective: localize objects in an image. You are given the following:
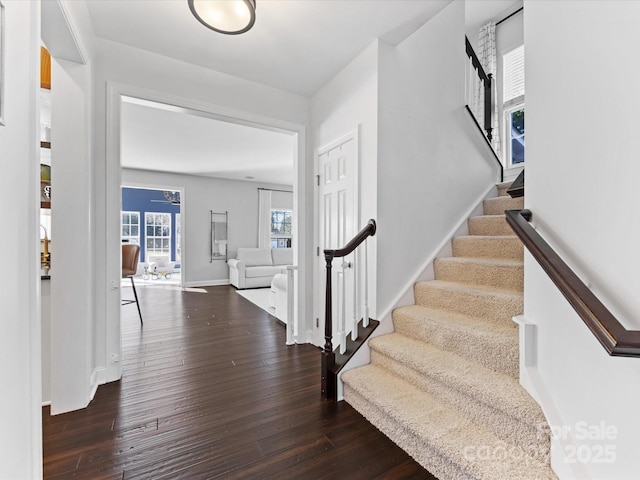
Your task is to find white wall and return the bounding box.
[122,168,292,285]
[376,0,499,313]
[310,40,380,341]
[524,1,640,477]
[35,0,98,416]
[49,56,94,414]
[92,38,310,383]
[0,1,43,477]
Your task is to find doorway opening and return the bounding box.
[106,85,307,382]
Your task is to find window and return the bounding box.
[145,212,171,257]
[270,209,292,248]
[503,45,524,103]
[506,106,525,165]
[175,213,181,262]
[503,45,525,167]
[121,211,140,244]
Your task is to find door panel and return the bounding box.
[317,136,357,352]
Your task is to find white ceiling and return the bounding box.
[121,97,295,185]
[85,0,518,184]
[85,0,451,97]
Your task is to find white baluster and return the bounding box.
[338,270,346,354]
[351,256,358,342]
[285,265,297,345]
[363,239,370,328]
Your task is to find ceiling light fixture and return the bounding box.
[188,0,256,35]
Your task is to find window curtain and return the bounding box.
[478,21,501,156]
[257,189,272,249]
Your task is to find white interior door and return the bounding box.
[316,133,358,352]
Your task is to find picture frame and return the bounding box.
[0,1,5,126]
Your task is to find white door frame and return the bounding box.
[314,128,360,348]
[105,82,308,382]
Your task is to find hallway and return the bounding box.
[42,285,434,479]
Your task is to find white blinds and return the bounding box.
[503,45,525,103]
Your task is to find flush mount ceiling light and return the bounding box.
[188,0,256,35]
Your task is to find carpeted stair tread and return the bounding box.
[393,304,518,378]
[369,334,546,443]
[414,280,523,323]
[483,195,524,215]
[468,214,514,236]
[496,182,512,197]
[343,365,556,480]
[452,235,523,260]
[342,183,555,477]
[434,256,523,291]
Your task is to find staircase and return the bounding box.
[342,183,556,479]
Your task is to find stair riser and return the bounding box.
[452,236,524,261]
[434,258,524,292]
[468,215,514,236]
[483,196,524,215]
[370,349,548,455]
[497,184,511,197]
[414,283,523,323]
[393,313,519,378]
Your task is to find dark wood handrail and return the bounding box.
[322,219,377,400]
[324,219,376,259]
[465,36,489,83]
[506,209,640,357]
[465,36,493,143]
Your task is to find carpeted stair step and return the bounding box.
[393,305,518,378]
[483,195,524,215]
[452,235,523,260]
[341,182,556,477]
[468,214,514,236]
[496,182,512,197]
[414,280,523,323]
[343,365,555,480]
[368,334,548,456]
[434,256,523,291]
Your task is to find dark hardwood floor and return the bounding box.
[42,283,435,479]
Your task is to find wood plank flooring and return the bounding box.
[42,284,436,479]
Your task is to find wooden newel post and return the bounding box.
[321,252,336,400]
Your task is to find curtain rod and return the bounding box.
[496,6,523,26]
[258,187,292,193]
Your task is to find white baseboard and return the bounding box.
[305,329,316,346]
[184,279,229,287]
[90,366,106,402]
[41,401,51,407]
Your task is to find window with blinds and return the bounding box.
[503,45,525,104]
[503,44,525,166]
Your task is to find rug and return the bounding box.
[236,288,275,316]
